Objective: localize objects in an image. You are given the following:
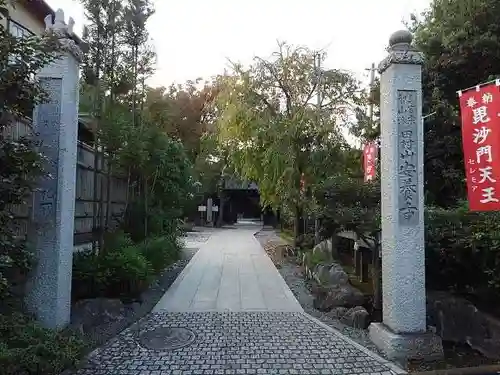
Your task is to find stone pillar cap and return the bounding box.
[378,29,423,73]
[43,9,83,62]
[389,30,413,48]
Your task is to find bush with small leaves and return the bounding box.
[425,204,500,301]
[139,235,181,274]
[0,312,87,375]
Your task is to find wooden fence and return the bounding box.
[74,141,128,247]
[6,117,129,250]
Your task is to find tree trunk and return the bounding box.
[294,204,302,247]
[105,162,113,230]
[92,146,99,254]
[123,167,131,216]
[314,217,320,245]
[98,152,106,251]
[143,177,148,238]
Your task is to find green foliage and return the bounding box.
[72,230,181,300]
[139,235,181,274]
[72,251,106,299]
[72,230,155,300]
[296,233,315,251]
[410,0,500,205]
[214,42,364,241]
[303,247,330,269]
[425,206,500,299]
[0,312,87,375]
[72,246,153,300]
[102,229,134,252]
[0,0,61,300]
[99,245,154,299]
[317,175,380,242]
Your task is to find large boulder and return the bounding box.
[340,306,371,329]
[427,291,500,359]
[312,263,349,286]
[313,284,365,311]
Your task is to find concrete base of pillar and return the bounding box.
[369,322,444,363]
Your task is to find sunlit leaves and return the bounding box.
[213,42,364,216]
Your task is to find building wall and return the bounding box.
[4,1,45,36]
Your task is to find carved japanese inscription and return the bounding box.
[397,90,419,226]
[34,77,62,233]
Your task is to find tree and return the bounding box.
[80,0,127,250]
[350,78,380,142]
[317,175,382,310]
[81,0,158,243]
[410,0,500,206]
[144,79,219,163]
[215,42,363,244]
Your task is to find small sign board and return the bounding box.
[198,205,207,212]
[212,205,219,212]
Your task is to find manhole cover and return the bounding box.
[137,327,196,350]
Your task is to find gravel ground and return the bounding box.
[254,229,387,358]
[255,229,500,373]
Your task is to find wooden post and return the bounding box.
[360,247,370,283]
[354,234,361,277]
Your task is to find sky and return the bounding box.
[46,0,432,89]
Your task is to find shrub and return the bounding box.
[425,205,500,300]
[139,235,181,274]
[100,245,154,299]
[317,175,380,239]
[72,242,154,301]
[102,230,134,252]
[296,233,315,250]
[71,251,104,300]
[0,312,87,375]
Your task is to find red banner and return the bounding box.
[363,141,378,182]
[459,81,500,211]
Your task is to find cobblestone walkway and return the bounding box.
[75,311,404,375]
[72,224,406,375]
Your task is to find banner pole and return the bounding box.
[456,78,500,96]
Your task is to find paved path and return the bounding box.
[153,223,302,312]
[74,223,406,375]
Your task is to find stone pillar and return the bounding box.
[206,197,213,224]
[368,30,443,362]
[25,9,83,329]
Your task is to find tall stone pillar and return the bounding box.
[206,197,213,224]
[26,9,83,329]
[368,30,443,362]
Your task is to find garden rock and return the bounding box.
[327,263,349,285]
[340,306,370,329]
[312,239,332,261]
[71,298,129,334]
[427,291,500,359]
[313,284,365,311]
[327,307,349,319]
[312,263,349,286]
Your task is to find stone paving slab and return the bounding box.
[74,311,405,375]
[153,227,302,313]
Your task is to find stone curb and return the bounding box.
[302,312,408,375]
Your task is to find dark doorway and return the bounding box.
[222,189,260,223]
